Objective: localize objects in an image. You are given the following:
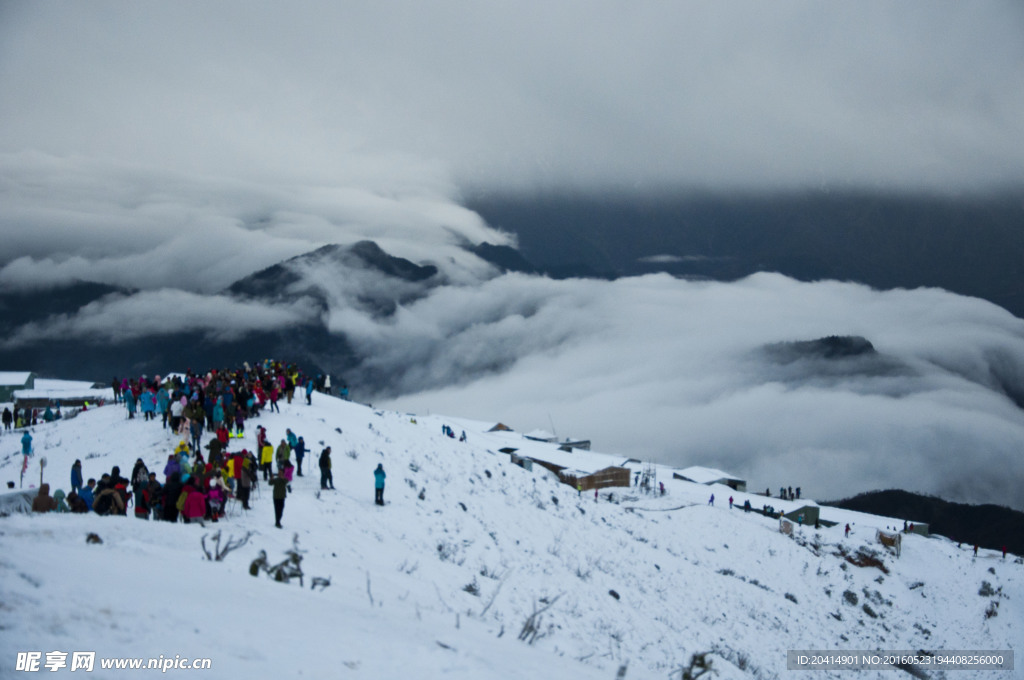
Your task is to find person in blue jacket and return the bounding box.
[293,436,307,477]
[374,463,386,506]
[21,430,32,455]
[140,388,156,421]
[305,379,315,405]
[70,459,83,494]
[156,385,170,428]
[212,397,225,430]
[79,478,96,511]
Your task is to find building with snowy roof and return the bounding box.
[13,378,112,410]
[672,466,747,492]
[0,372,36,402]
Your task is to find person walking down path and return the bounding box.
[708,494,714,506]
[269,473,290,528]
[21,430,32,456]
[374,463,386,506]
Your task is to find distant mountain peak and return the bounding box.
[226,240,439,301]
[765,335,877,362]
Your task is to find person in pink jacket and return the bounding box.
[181,481,207,524]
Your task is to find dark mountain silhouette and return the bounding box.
[826,489,1024,556]
[765,335,877,362]
[469,242,537,275]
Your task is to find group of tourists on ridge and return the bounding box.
[25,360,385,528]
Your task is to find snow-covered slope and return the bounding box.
[1,393,1019,679]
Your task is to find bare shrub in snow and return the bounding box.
[518,594,562,645]
[201,530,253,562]
[437,540,461,564]
[673,651,714,679]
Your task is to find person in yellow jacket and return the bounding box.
[260,442,274,481]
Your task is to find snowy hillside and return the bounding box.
[1,392,1020,679]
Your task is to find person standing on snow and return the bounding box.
[275,439,291,474]
[70,459,83,494]
[260,441,274,481]
[140,388,156,421]
[319,447,334,490]
[269,472,289,528]
[293,436,307,477]
[124,388,137,419]
[374,463,386,505]
[157,383,170,428]
[708,494,714,506]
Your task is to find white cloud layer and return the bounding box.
[1,289,322,346]
[373,273,1024,509]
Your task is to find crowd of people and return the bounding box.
[3,403,63,430]
[23,360,385,528]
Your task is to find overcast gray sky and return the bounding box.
[2,0,1023,198]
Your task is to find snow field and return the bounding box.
[1,392,1020,679]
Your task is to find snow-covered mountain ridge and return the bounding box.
[1,391,1019,679]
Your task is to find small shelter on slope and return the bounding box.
[524,429,557,443]
[13,379,110,411]
[673,466,747,492]
[558,466,631,492]
[487,422,514,433]
[783,505,821,527]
